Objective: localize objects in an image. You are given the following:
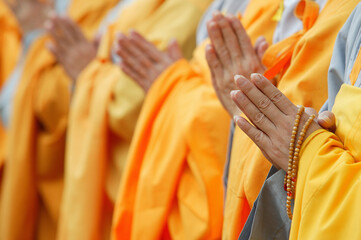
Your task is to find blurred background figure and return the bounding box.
[0,0,118,239]
[52,0,211,239]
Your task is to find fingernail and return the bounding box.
[320,115,332,124]
[251,73,262,83]
[233,115,241,123]
[129,29,135,35]
[213,11,221,17]
[117,33,125,40]
[230,90,238,99]
[208,21,217,29]
[234,75,247,86]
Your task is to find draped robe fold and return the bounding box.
[58,0,213,239]
[111,0,281,239]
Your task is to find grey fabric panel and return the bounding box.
[223,121,235,200]
[238,166,279,240]
[322,3,361,111]
[239,167,291,240]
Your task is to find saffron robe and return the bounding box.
[224,0,361,239]
[58,0,212,239]
[0,0,118,239]
[0,0,21,188]
[111,0,280,239]
[291,4,361,238]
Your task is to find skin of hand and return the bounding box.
[4,0,53,34]
[317,111,336,132]
[304,108,336,132]
[45,15,97,82]
[231,73,321,171]
[205,12,268,117]
[114,30,182,93]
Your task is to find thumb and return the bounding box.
[254,36,269,60]
[167,39,182,61]
[317,111,336,132]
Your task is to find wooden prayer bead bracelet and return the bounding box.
[284,106,315,219]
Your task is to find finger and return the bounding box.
[45,21,69,52]
[213,12,244,63]
[119,61,145,89]
[115,37,151,78]
[231,89,276,134]
[207,20,232,70]
[227,15,257,61]
[248,73,296,115]
[128,30,163,62]
[234,115,273,155]
[234,74,287,124]
[117,33,155,70]
[46,42,63,63]
[205,44,225,90]
[318,111,336,132]
[166,39,183,61]
[254,36,269,60]
[61,16,87,42]
[52,16,76,44]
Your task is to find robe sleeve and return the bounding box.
[34,64,70,224]
[291,85,361,239]
[290,130,361,239]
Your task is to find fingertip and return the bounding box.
[129,29,136,36]
[212,10,222,17]
[205,44,213,52]
[230,90,238,99]
[234,74,248,87]
[250,73,263,83]
[233,115,241,124]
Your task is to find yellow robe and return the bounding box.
[0,0,21,182]
[111,0,279,239]
[0,0,117,239]
[291,84,361,239]
[224,0,361,239]
[58,0,211,239]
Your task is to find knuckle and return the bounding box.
[270,91,283,103]
[254,131,264,143]
[253,112,265,124]
[258,97,271,110]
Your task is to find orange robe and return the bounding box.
[58,0,212,239]
[111,0,279,239]
[0,0,118,239]
[0,0,21,182]
[224,0,361,239]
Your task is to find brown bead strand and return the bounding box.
[285,106,304,216]
[286,114,316,219]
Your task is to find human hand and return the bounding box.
[231,73,321,171]
[5,0,53,34]
[205,12,267,117]
[46,15,97,82]
[114,30,182,92]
